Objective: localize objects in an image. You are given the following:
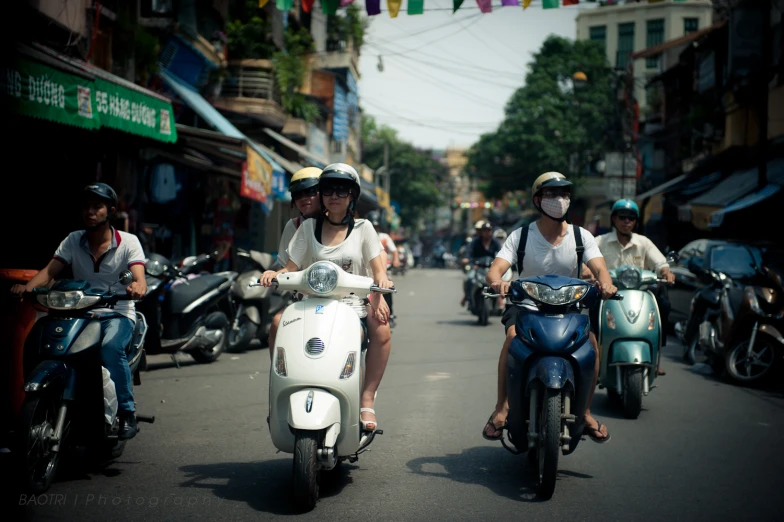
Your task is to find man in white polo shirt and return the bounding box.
[11,183,147,440]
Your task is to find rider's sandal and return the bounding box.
[360,408,377,432]
[482,414,506,441]
[585,421,611,444]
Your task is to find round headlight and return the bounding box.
[145,258,166,277]
[619,268,642,289]
[307,262,339,294]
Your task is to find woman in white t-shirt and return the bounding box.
[260,163,394,432]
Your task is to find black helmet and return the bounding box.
[83,183,118,209]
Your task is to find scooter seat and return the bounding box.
[166,274,228,315]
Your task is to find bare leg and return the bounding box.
[584,332,609,439]
[268,310,282,362]
[484,326,515,438]
[361,308,392,430]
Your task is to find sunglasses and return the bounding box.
[616,214,637,222]
[321,185,352,198]
[293,188,318,201]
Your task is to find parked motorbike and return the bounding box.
[678,257,784,383]
[485,276,618,500]
[227,248,291,352]
[261,261,395,512]
[598,266,668,419]
[17,271,154,493]
[137,252,237,366]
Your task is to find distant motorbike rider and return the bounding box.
[10,183,148,440]
[493,228,507,243]
[265,167,323,356]
[483,172,617,443]
[372,216,399,321]
[461,221,501,307]
[595,199,675,376]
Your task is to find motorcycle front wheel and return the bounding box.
[190,326,228,364]
[477,294,489,326]
[725,337,776,384]
[17,394,62,494]
[622,368,643,419]
[535,388,561,500]
[292,430,319,512]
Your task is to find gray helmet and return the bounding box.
[83,183,118,209]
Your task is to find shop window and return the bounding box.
[617,22,635,70]
[684,18,699,34]
[646,19,664,70]
[590,25,606,52]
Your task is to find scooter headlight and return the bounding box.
[618,267,642,289]
[521,282,590,306]
[37,291,101,310]
[306,262,339,294]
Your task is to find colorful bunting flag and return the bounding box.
[501,0,519,6]
[276,0,293,10]
[408,0,424,15]
[476,0,492,12]
[302,0,314,11]
[542,0,559,8]
[322,0,339,14]
[522,0,532,8]
[388,0,402,18]
[563,0,579,4]
[258,0,269,8]
[453,0,464,13]
[367,0,381,15]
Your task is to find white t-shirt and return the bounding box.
[277,217,301,267]
[53,229,146,322]
[378,232,397,254]
[287,218,383,277]
[496,222,602,278]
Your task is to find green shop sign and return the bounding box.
[3,57,177,143]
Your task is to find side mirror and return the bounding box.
[118,270,134,286]
[687,257,704,276]
[666,250,680,264]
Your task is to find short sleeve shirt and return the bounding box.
[470,237,501,259]
[497,222,602,278]
[287,218,384,276]
[53,229,146,321]
[378,232,397,254]
[595,232,668,274]
[277,218,300,267]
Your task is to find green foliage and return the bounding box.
[467,35,615,198]
[362,115,447,227]
[226,2,276,60]
[327,4,368,52]
[273,27,318,121]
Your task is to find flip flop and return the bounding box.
[584,421,611,444]
[482,415,506,441]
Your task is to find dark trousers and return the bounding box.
[383,292,394,316]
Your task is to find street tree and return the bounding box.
[361,115,447,228]
[467,35,615,198]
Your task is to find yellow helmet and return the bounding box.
[531,172,572,199]
[289,167,322,194]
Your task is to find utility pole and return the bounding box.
[383,142,390,196]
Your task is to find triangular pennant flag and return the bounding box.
[302,0,315,11]
[563,0,579,4]
[501,0,519,6]
[542,0,559,8]
[388,0,402,17]
[322,0,339,14]
[367,0,381,15]
[276,0,293,10]
[340,0,355,5]
[408,0,424,14]
[258,0,269,8]
[476,0,492,12]
[522,0,532,9]
[453,0,464,13]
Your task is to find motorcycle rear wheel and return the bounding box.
[725,338,776,384]
[190,326,228,364]
[622,368,643,419]
[227,317,257,353]
[17,394,61,494]
[535,388,561,500]
[292,430,320,512]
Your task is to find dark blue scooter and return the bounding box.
[485,275,618,499]
[17,271,154,494]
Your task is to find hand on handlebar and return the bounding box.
[490,280,511,298]
[376,277,394,290]
[662,272,676,285]
[126,281,147,300]
[260,270,279,287]
[10,283,31,297]
[595,280,618,300]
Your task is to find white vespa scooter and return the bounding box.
[255,261,394,512]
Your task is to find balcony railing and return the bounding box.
[220,60,282,105]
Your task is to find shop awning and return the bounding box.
[263,128,330,168]
[635,173,689,201]
[690,159,784,208]
[159,70,284,191]
[709,184,782,228]
[5,43,177,143]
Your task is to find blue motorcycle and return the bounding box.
[486,275,617,499]
[17,271,154,494]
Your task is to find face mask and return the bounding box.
[540,197,570,219]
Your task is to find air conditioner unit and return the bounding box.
[138,0,174,28]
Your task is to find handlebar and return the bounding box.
[482,289,623,301]
[248,279,397,294]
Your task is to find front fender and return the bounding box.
[23,360,69,394]
[527,356,575,391]
[288,389,341,431]
[610,341,652,364]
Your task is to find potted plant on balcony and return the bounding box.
[274,27,319,133]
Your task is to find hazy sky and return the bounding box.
[357,0,598,150]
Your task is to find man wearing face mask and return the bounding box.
[481,172,617,444]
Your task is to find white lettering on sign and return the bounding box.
[96,90,157,129]
[5,70,21,98]
[26,74,65,109]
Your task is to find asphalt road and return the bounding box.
[11,269,784,521]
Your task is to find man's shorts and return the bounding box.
[502,305,520,334]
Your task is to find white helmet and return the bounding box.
[493,229,507,241]
[320,163,361,200]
